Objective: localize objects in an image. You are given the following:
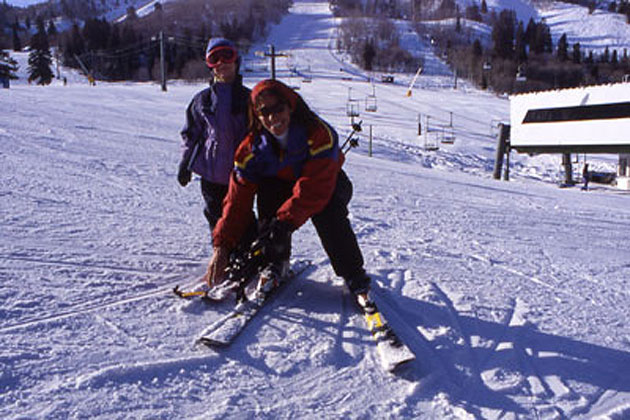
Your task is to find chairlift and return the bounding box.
[288,76,301,91]
[516,65,527,82]
[365,96,377,112]
[483,61,492,71]
[423,132,439,151]
[365,84,377,112]
[346,100,360,117]
[440,127,456,144]
[302,65,313,83]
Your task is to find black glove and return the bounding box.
[177,160,192,187]
[261,218,293,261]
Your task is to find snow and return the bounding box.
[2,0,630,418]
[538,1,630,54]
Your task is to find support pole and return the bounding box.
[562,153,574,185]
[369,125,373,157]
[160,31,167,92]
[270,44,276,80]
[503,146,511,181]
[261,44,289,80]
[493,123,510,180]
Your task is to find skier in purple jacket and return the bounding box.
[178,38,254,241]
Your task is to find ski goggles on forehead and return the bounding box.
[206,46,238,68]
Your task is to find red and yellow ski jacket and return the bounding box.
[213,118,344,249]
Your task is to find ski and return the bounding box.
[356,293,416,372]
[197,260,311,347]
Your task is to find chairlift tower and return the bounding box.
[256,44,289,80]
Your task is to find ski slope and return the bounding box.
[2,1,630,418]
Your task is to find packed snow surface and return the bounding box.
[2,1,630,418]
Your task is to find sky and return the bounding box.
[2,0,630,418]
[4,0,45,7]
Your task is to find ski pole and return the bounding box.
[341,120,362,153]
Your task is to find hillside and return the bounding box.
[2,0,630,418]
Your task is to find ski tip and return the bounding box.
[173,285,184,297]
[198,337,230,348]
[385,356,416,374]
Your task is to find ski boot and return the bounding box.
[254,259,290,302]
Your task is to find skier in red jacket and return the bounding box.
[204,79,370,298]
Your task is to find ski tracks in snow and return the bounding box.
[369,263,630,418]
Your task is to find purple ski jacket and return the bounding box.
[180,76,250,185]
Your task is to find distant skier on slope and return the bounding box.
[177,37,256,243]
[204,79,372,302]
[582,163,590,191]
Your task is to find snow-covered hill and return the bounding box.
[2,1,630,418]
[4,0,169,25]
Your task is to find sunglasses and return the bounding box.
[206,46,238,68]
[256,101,288,117]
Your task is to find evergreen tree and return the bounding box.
[27,19,54,85]
[362,38,376,71]
[572,42,581,64]
[602,46,610,63]
[481,0,488,14]
[472,39,483,57]
[557,33,568,61]
[514,21,527,63]
[465,4,481,22]
[531,21,551,54]
[0,50,19,81]
[12,22,21,52]
[524,18,536,46]
[47,20,58,38]
[543,24,553,53]
[492,9,515,59]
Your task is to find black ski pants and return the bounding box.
[257,170,367,289]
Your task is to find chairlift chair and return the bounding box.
[346,99,360,117]
[365,91,377,112]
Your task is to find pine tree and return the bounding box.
[572,42,581,64]
[27,19,54,85]
[515,21,527,63]
[47,20,58,38]
[12,22,21,52]
[557,33,568,61]
[0,50,19,83]
[492,10,515,59]
[602,46,610,63]
[362,39,376,71]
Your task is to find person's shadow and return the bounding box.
[204,273,630,417]
[372,281,630,416]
